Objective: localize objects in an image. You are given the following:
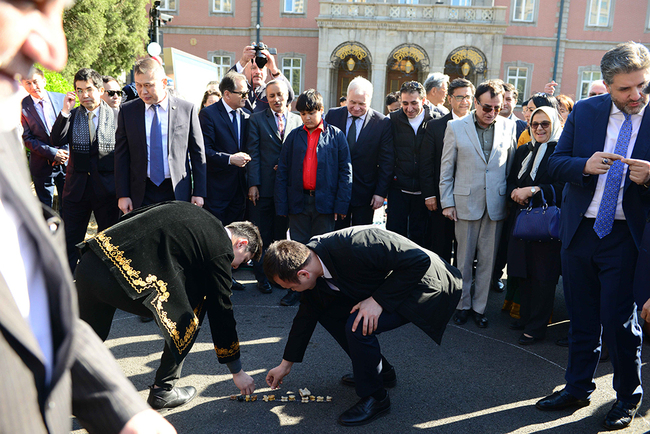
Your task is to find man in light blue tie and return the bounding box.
[20,66,67,210]
[538,42,650,431]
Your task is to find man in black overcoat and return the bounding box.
[74,201,262,410]
[263,227,461,426]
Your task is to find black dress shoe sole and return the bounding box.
[338,405,390,426]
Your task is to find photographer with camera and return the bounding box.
[231,44,295,113]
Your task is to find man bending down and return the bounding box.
[263,226,462,426]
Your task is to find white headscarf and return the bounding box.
[518,106,563,180]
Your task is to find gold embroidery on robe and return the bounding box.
[215,341,240,359]
[94,233,199,354]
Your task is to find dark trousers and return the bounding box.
[205,185,246,226]
[249,196,288,283]
[335,204,375,230]
[33,167,65,212]
[386,189,427,247]
[75,251,184,389]
[289,194,335,244]
[562,219,642,403]
[424,208,455,265]
[346,310,409,397]
[63,181,119,273]
[142,178,175,206]
[519,277,556,339]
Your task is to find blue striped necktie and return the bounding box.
[150,104,165,186]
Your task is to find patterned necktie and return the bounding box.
[232,110,239,149]
[88,112,95,143]
[276,112,285,140]
[39,100,50,132]
[150,104,165,186]
[593,112,633,239]
[347,116,359,150]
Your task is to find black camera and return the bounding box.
[252,42,277,69]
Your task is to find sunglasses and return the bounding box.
[230,89,250,97]
[477,102,501,113]
[531,121,551,129]
[451,95,472,102]
[106,90,123,97]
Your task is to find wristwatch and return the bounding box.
[530,187,538,194]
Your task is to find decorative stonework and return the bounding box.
[448,8,458,20]
[389,6,399,18]
[423,8,433,19]
[406,7,416,18]
[333,44,369,61]
[465,9,476,21]
[393,46,426,63]
[332,4,341,15]
[349,5,358,16]
[482,9,494,21]
[364,5,374,17]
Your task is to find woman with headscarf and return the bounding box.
[506,106,565,345]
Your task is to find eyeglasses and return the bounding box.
[106,90,123,97]
[477,102,501,113]
[230,89,249,97]
[451,95,472,102]
[531,121,551,129]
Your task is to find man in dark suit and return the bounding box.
[324,76,394,228]
[20,66,67,210]
[538,42,650,431]
[231,44,295,113]
[51,68,120,272]
[74,202,260,410]
[115,58,206,214]
[420,78,474,265]
[263,228,461,426]
[0,0,175,432]
[386,81,436,247]
[199,71,251,225]
[246,79,301,294]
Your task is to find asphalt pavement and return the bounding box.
[71,263,650,434]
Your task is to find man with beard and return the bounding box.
[538,41,650,431]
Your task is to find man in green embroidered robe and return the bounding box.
[74,201,262,410]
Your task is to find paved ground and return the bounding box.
[71,263,650,434]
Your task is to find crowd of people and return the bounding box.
[1,0,650,429]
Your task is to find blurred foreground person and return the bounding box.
[0,0,175,432]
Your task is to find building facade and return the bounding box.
[158,0,650,112]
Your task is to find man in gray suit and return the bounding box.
[246,79,301,294]
[0,0,175,432]
[115,58,207,214]
[20,66,67,209]
[439,80,516,328]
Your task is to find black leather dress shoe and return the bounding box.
[280,290,301,306]
[139,315,154,323]
[535,389,590,411]
[491,279,505,293]
[231,278,245,291]
[147,386,197,410]
[518,333,539,345]
[473,311,488,328]
[257,281,272,294]
[338,393,390,426]
[602,400,640,430]
[454,309,469,325]
[341,366,397,388]
[509,320,524,330]
[555,337,569,347]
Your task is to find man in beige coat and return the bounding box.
[439,79,516,328]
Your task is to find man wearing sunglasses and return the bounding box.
[439,79,517,329]
[101,75,123,109]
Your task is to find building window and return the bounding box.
[159,0,176,10]
[506,66,528,105]
[450,0,471,5]
[512,0,534,22]
[588,0,611,27]
[212,0,232,13]
[284,0,303,13]
[282,58,302,95]
[398,0,419,4]
[579,70,602,100]
[212,56,231,81]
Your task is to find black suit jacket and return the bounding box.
[283,227,462,362]
[114,95,207,208]
[51,101,118,202]
[0,128,148,434]
[245,108,301,197]
[420,112,453,200]
[324,107,394,207]
[199,99,250,203]
[20,92,67,178]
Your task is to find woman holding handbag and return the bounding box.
[507,106,565,345]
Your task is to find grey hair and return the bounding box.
[601,41,650,85]
[347,76,373,100]
[424,72,450,94]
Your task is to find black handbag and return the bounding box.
[512,187,560,242]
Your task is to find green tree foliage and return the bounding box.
[43,69,73,95]
[62,0,148,81]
